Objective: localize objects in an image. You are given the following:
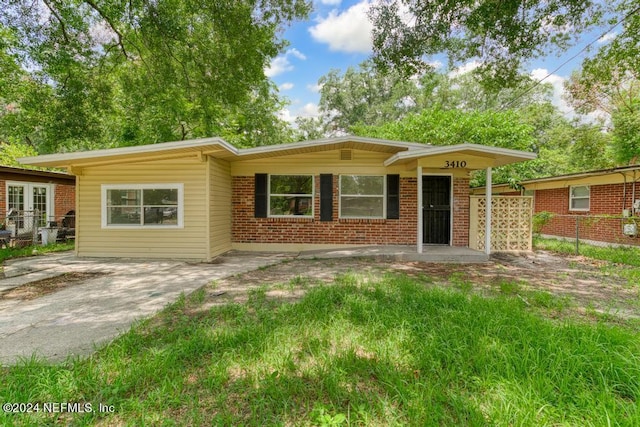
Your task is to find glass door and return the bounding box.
[6,183,52,235]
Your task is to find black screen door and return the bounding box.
[422,176,451,244]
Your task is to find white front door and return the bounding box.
[6,182,54,232]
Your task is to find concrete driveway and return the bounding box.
[0,251,291,365]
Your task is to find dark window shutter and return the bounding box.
[255,174,268,218]
[387,174,400,219]
[320,174,333,221]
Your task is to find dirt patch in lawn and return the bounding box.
[198,250,640,321]
[0,272,107,301]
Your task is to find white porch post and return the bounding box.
[417,166,423,253]
[485,167,492,255]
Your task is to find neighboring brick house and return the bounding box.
[20,136,536,260]
[1,165,76,225]
[473,165,640,246]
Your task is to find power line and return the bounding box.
[500,4,640,111]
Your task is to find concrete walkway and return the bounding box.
[0,251,292,365]
[0,245,486,365]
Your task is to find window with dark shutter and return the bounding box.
[320,174,333,221]
[254,174,268,218]
[386,174,400,219]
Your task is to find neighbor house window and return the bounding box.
[569,185,590,211]
[102,184,183,228]
[269,175,313,217]
[339,175,385,218]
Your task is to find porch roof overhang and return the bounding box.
[383,143,537,169]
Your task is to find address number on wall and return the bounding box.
[444,160,467,168]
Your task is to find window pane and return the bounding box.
[270,196,312,216]
[270,175,313,195]
[107,207,141,224]
[571,198,589,210]
[571,186,589,198]
[341,175,384,195]
[143,207,176,225]
[143,189,178,205]
[341,196,384,217]
[108,189,140,206]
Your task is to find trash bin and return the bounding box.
[41,227,59,245]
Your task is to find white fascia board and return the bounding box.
[383,143,537,166]
[238,136,427,157]
[19,137,238,166]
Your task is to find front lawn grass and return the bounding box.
[535,237,640,286]
[1,272,638,425]
[535,236,640,267]
[0,241,75,265]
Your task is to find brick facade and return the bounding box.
[535,183,640,246]
[0,179,75,221]
[232,175,471,247]
[54,184,76,219]
[452,177,470,247]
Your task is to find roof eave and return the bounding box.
[384,144,537,167]
[19,137,238,168]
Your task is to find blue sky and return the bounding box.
[266,0,618,124]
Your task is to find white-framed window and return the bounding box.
[101,184,184,228]
[268,175,314,217]
[569,185,590,211]
[339,175,385,218]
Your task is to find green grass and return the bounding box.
[534,237,640,267]
[1,272,638,426]
[0,242,75,265]
[534,237,640,286]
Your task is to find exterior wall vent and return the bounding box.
[340,149,352,161]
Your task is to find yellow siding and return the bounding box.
[209,158,232,258]
[230,149,407,176]
[77,158,209,259]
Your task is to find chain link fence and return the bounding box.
[1,210,75,247]
[534,213,640,254]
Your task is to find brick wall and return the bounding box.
[232,175,472,247]
[232,175,418,245]
[54,184,76,219]
[0,180,75,220]
[535,183,640,246]
[452,177,470,247]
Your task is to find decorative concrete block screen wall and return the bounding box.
[469,196,533,251]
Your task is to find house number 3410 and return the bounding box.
[444,160,467,168]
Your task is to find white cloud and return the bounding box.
[317,0,342,5]
[278,103,321,124]
[265,49,307,77]
[309,1,374,53]
[448,60,482,78]
[307,83,323,93]
[279,82,294,90]
[598,32,617,44]
[278,109,294,123]
[530,68,573,115]
[300,103,320,117]
[287,48,307,60]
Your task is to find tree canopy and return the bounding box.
[369,0,640,88]
[0,0,310,152]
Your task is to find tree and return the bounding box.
[611,99,640,164]
[352,107,541,186]
[566,59,640,165]
[317,60,422,135]
[369,0,613,87]
[0,0,310,152]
